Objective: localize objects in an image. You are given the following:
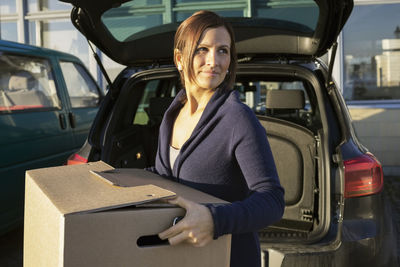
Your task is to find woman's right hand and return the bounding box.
[158,196,214,247]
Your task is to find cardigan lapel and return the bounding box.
[155,90,185,179]
[172,90,232,178]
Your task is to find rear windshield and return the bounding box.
[101,0,319,42]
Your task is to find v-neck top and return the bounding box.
[169,145,180,169]
[147,89,284,267]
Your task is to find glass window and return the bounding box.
[102,12,163,42]
[28,21,37,45]
[101,0,318,43]
[0,0,16,13]
[0,54,61,112]
[133,80,160,125]
[235,79,314,127]
[343,3,400,101]
[176,10,244,22]
[254,4,318,30]
[236,80,309,110]
[102,53,125,91]
[27,0,71,12]
[41,19,90,70]
[0,22,18,42]
[27,0,38,12]
[60,61,100,108]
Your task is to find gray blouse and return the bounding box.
[169,145,180,169]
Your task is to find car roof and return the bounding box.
[0,39,82,62]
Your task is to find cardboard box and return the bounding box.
[24,161,231,267]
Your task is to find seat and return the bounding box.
[258,116,316,233]
[266,89,305,111]
[6,71,51,108]
[8,70,37,92]
[265,89,306,125]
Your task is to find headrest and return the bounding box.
[266,90,305,109]
[8,71,36,91]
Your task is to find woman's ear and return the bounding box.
[174,49,183,71]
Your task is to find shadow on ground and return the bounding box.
[0,225,23,267]
[0,177,399,267]
[384,176,400,259]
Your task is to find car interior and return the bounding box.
[92,70,324,242]
[0,56,57,111]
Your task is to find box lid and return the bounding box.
[25,161,176,215]
[91,168,228,204]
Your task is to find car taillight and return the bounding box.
[66,153,88,165]
[344,152,383,198]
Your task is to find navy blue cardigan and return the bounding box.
[149,89,284,267]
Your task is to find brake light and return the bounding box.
[344,152,383,198]
[66,153,88,165]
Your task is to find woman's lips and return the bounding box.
[202,71,219,77]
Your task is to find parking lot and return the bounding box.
[0,176,398,266]
[0,225,23,266]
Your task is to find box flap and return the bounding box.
[90,168,228,204]
[25,161,176,215]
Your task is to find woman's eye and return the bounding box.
[195,47,208,53]
[219,48,229,54]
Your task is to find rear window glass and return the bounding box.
[0,54,61,113]
[101,0,319,42]
[236,79,315,128]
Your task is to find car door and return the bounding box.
[56,58,103,148]
[0,50,76,233]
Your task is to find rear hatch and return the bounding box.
[61,0,353,66]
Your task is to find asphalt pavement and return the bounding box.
[1,176,399,267]
[0,225,23,267]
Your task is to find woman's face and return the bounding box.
[182,26,231,91]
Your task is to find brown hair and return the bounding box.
[174,10,237,92]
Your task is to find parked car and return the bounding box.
[0,40,103,235]
[62,0,398,265]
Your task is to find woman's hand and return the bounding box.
[158,196,214,247]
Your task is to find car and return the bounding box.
[62,0,398,265]
[0,40,103,235]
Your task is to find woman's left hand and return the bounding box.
[158,196,214,247]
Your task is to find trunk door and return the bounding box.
[61,0,353,66]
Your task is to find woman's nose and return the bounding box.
[206,50,217,66]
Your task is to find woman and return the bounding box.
[151,10,285,267]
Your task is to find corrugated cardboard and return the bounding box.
[24,161,231,267]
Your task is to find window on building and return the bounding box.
[0,0,17,41]
[41,19,90,69]
[28,21,37,45]
[101,53,125,90]
[60,61,100,108]
[342,3,400,101]
[27,0,71,12]
[0,0,16,13]
[0,22,18,42]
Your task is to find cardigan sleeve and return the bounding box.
[206,108,285,238]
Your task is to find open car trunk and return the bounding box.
[88,63,329,244]
[258,116,320,241]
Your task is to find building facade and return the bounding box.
[332,0,400,175]
[1,0,400,174]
